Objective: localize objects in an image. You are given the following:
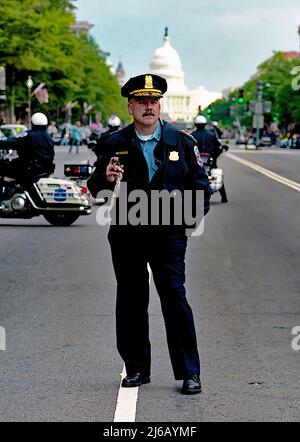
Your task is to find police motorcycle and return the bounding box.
[196,119,228,195]
[200,152,224,194]
[0,148,91,226]
[64,163,93,197]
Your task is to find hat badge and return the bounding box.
[145,75,153,89]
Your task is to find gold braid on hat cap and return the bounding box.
[129,89,162,97]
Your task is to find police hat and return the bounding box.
[121,74,168,99]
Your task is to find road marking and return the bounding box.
[113,265,153,423]
[226,153,300,193]
[0,327,6,351]
[114,366,139,422]
[229,149,300,155]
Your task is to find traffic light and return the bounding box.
[206,106,212,118]
[238,88,244,103]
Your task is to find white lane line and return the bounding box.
[113,264,153,422]
[147,263,152,282]
[229,149,300,154]
[114,366,139,422]
[226,152,300,193]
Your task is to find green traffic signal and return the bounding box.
[207,107,212,113]
[237,88,244,104]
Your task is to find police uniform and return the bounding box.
[0,129,55,183]
[87,75,211,391]
[191,126,228,202]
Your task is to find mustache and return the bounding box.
[143,112,155,117]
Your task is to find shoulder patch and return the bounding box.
[194,145,204,167]
[180,130,198,144]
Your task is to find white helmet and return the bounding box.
[211,120,218,127]
[195,115,207,125]
[108,115,121,127]
[31,112,48,126]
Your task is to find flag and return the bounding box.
[32,83,49,104]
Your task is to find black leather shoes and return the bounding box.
[122,373,151,388]
[181,374,202,395]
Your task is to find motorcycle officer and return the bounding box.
[88,115,122,156]
[106,115,122,134]
[209,120,223,139]
[0,112,55,186]
[191,115,228,203]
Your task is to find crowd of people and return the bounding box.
[45,114,123,154]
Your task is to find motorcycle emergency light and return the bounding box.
[64,164,93,178]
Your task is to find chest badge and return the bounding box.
[169,151,179,161]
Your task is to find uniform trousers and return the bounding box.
[108,227,200,380]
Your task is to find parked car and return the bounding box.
[0,129,7,141]
[236,134,245,145]
[279,137,289,148]
[0,124,28,139]
[259,136,272,147]
[290,134,300,149]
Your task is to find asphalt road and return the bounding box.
[0,144,299,422]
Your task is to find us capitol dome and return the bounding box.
[149,28,222,126]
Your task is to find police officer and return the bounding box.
[88,115,122,156]
[87,74,211,395]
[209,120,223,140]
[191,115,228,203]
[107,115,121,133]
[0,112,55,185]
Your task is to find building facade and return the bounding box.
[149,29,222,126]
[116,60,126,86]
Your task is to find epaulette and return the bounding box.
[180,130,198,144]
[107,129,119,137]
[101,128,123,141]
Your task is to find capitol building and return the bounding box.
[149,29,222,126]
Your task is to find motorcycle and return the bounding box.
[63,163,93,196]
[0,149,91,226]
[200,152,224,194]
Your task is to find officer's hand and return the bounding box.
[106,157,124,183]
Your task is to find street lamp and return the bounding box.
[26,75,34,129]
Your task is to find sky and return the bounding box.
[75,0,300,93]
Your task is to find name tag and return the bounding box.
[115,151,129,155]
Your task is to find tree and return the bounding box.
[206,51,300,131]
[0,0,129,123]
